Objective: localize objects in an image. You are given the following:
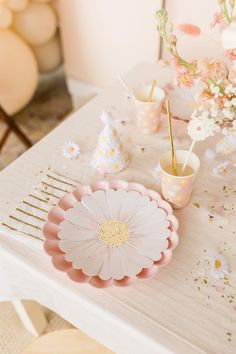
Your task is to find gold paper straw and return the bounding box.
[166,99,177,176]
[148,80,156,102]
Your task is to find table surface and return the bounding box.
[0,63,236,354]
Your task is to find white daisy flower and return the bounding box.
[224,100,233,108]
[222,108,234,120]
[225,84,236,95]
[211,255,229,279]
[58,189,171,280]
[216,135,236,155]
[187,116,218,141]
[62,141,80,159]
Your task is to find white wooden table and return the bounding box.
[0,63,236,354]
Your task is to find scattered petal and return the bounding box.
[178,23,201,36]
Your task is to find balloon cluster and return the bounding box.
[0,0,62,114]
[0,0,61,72]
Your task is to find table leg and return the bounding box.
[12,300,48,337]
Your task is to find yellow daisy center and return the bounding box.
[99,220,129,246]
[69,146,75,152]
[215,259,221,269]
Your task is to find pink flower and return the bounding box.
[225,48,236,60]
[175,72,195,88]
[211,11,228,31]
[170,57,187,74]
[178,23,201,36]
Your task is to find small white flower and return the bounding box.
[211,255,229,279]
[210,84,222,98]
[222,108,234,120]
[225,84,236,95]
[216,135,236,155]
[62,141,80,159]
[201,110,210,119]
[232,97,236,106]
[224,98,236,108]
[187,116,218,141]
[210,104,220,118]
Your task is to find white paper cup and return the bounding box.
[159,150,200,209]
[133,85,165,134]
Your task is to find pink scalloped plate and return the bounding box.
[43,180,179,288]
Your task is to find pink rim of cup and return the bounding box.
[43,180,179,288]
[159,150,200,209]
[133,84,165,134]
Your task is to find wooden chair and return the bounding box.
[0,106,32,153]
[21,329,113,354]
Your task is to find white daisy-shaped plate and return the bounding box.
[43,180,179,288]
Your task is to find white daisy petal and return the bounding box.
[58,220,97,241]
[121,244,153,268]
[131,219,170,238]
[81,195,107,223]
[105,189,127,219]
[120,191,146,222]
[80,243,107,276]
[65,240,101,268]
[127,238,168,260]
[65,207,98,230]
[99,251,113,280]
[62,240,94,263]
[128,203,166,228]
[108,247,127,280]
[91,190,110,220]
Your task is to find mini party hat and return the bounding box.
[91,111,129,173]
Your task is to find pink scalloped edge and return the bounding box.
[43,180,179,288]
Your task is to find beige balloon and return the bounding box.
[13,2,57,45]
[7,0,29,12]
[0,4,13,28]
[32,34,62,72]
[0,30,38,115]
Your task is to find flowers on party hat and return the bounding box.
[91,111,129,173]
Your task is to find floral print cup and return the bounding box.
[159,150,200,209]
[133,85,165,134]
